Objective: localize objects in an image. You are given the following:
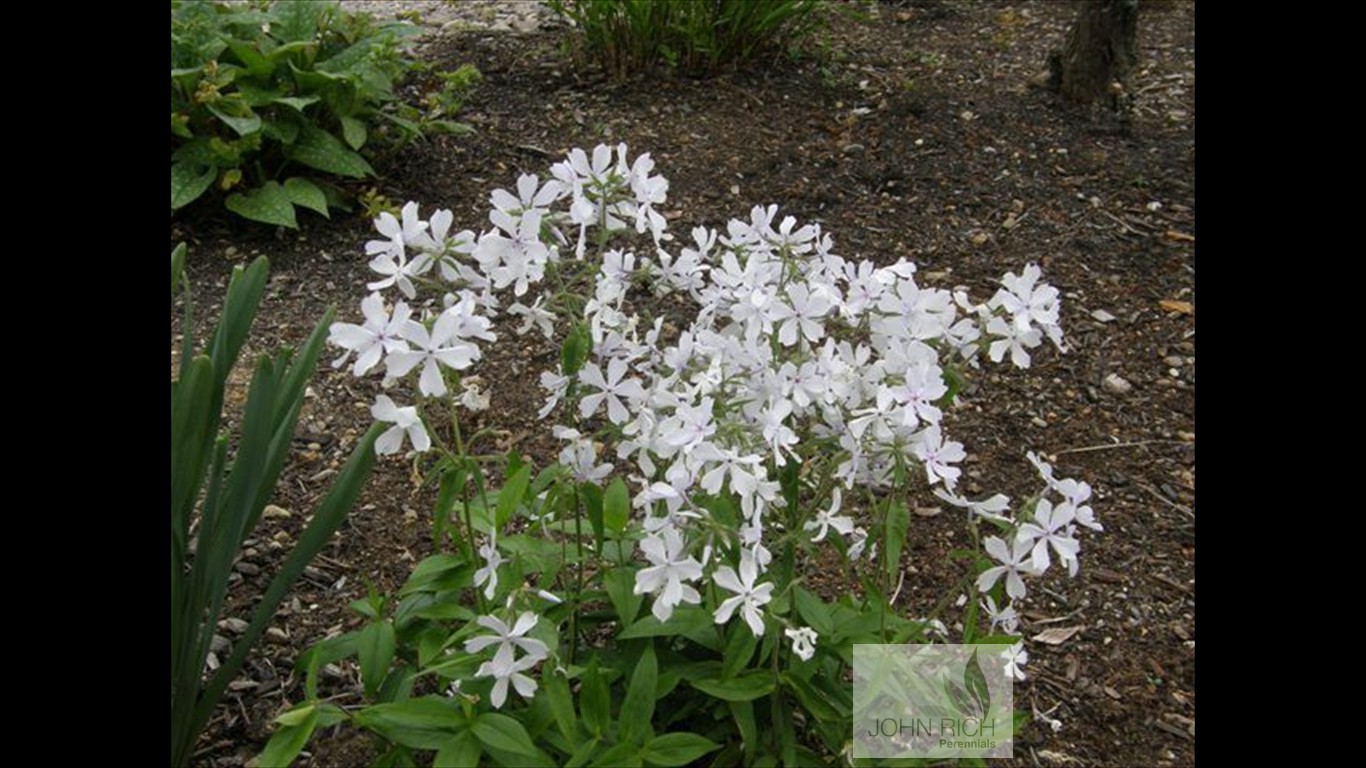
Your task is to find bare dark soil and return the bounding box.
[172,2,1195,765]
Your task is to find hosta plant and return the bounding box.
[260,146,1100,766]
[170,0,473,228]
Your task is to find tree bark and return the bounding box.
[1048,0,1139,109]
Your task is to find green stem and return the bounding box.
[450,401,488,615]
[569,484,584,664]
[880,493,890,642]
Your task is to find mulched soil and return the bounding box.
[171,2,1195,765]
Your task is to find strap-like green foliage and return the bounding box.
[548,0,825,79]
[170,244,381,766]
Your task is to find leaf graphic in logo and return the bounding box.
[963,648,991,718]
[943,676,974,717]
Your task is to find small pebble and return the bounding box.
[220,617,249,635]
[1102,373,1133,395]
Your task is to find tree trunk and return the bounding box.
[1048,0,1139,109]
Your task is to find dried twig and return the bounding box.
[1053,439,1187,456]
[1098,207,1148,235]
[1136,482,1194,518]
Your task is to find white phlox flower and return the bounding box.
[1002,642,1029,681]
[713,550,773,637]
[634,528,704,622]
[474,535,504,600]
[1016,498,1081,575]
[385,310,481,397]
[578,357,647,425]
[976,536,1038,600]
[465,612,549,709]
[328,293,411,376]
[508,294,556,339]
[934,489,1011,523]
[913,426,965,489]
[371,395,430,455]
[785,627,818,661]
[366,201,429,266]
[804,488,855,543]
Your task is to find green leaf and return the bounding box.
[401,554,466,594]
[603,567,643,626]
[691,673,774,702]
[580,481,605,549]
[171,243,187,299]
[560,323,591,376]
[235,82,285,108]
[207,102,263,136]
[288,124,374,178]
[299,632,358,701]
[358,620,396,696]
[701,494,738,529]
[619,606,721,651]
[782,672,844,721]
[885,499,909,581]
[642,733,721,767]
[258,705,318,768]
[937,363,967,410]
[590,741,642,768]
[225,182,298,228]
[432,462,468,547]
[273,94,322,111]
[263,116,300,145]
[340,115,368,149]
[171,161,216,211]
[223,38,272,72]
[273,702,317,728]
[316,702,347,728]
[793,587,833,638]
[353,698,465,749]
[283,177,329,218]
[472,713,537,757]
[619,641,657,745]
[721,623,758,680]
[543,666,580,748]
[495,464,531,528]
[565,737,602,768]
[434,731,481,768]
[779,453,801,511]
[274,0,322,42]
[604,477,629,534]
[581,659,610,738]
[728,701,757,763]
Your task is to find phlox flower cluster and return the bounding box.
[327,143,1095,700]
[521,154,1076,656]
[327,145,670,455]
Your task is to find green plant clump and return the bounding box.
[170,0,470,227]
[170,243,382,766]
[549,0,826,79]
